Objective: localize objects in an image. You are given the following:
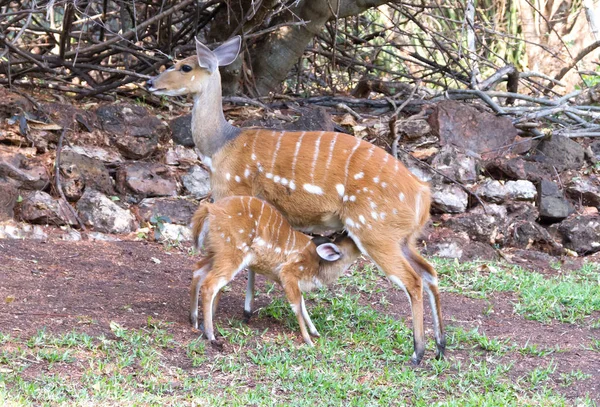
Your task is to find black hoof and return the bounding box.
[243,310,252,324]
[410,350,425,366]
[210,339,224,350]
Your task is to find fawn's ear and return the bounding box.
[195,38,218,73]
[316,243,342,262]
[213,36,241,66]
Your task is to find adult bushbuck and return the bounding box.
[190,195,360,346]
[146,36,445,364]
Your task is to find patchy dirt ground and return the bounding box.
[1,238,599,403]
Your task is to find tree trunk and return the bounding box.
[249,0,390,95]
[206,0,390,96]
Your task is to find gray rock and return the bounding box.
[0,181,18,220]
[77,189,137,234]
[537,180,573,223]
[505,180,537,201]
[432,184,469,213]
[169,114,194,147]
[443,204,506,244]
[428,100,518,159]
[62,145,123,164]
[0,87,33,119]
[158,223,192,242]
[283,106,335,132]
[138,197,198,225]
[116,163,178,198]
[0,220,47,240]
[17,191,77,226]
[534,135,585,172]
[0,150,49,190]
[395,119,432,140]
[182,165,211,199]
[591,140,600,161]
[59,151,115,201]
[485,157,552,183]
[431,145,478,184]
[476,179,507,203]
[504,219,562,254]
[165,145,199,166]
[555,214,600,254]
[566,177,600,208]
[97,104,167,159]
[424,228,497,261]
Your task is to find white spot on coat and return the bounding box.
[226,173,231,181]
[336,184,345,197]
[303,184,323,195]
[354,172,364,180]
[235,175,241,183]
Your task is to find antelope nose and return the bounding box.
[145,79,153,89]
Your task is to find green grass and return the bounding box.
[435,260,600,324]
[0,260,598,405]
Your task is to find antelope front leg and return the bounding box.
[283,285,314,346]
[243,269,256,323]
[300,296,320,338]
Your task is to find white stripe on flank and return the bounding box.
[303,184,324,195]
[283,229,292,252]
[310,132,324,183]
[343,138,361,185]
[290,131,306,189]
[323,133,338,178]
[269,131,284,175]
[250,129,261,161]
[256,201,265,229]
[414,190,422,224]
[240,197,246,215]
[291,230,296,251]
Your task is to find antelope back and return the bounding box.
[210,129,430,236]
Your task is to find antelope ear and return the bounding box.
[316,243,342,262]
[195,38,218,73]
[213,36,241,66]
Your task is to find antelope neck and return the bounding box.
[191,74,241,158]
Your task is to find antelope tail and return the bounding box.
[191,204,211,251]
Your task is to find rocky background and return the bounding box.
[1,85,599,263]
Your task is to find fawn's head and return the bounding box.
[146,36,241,97]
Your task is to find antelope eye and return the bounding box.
[181,65,193,73]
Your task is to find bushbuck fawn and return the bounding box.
[190,196,360,346]
[146,36,445,363]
